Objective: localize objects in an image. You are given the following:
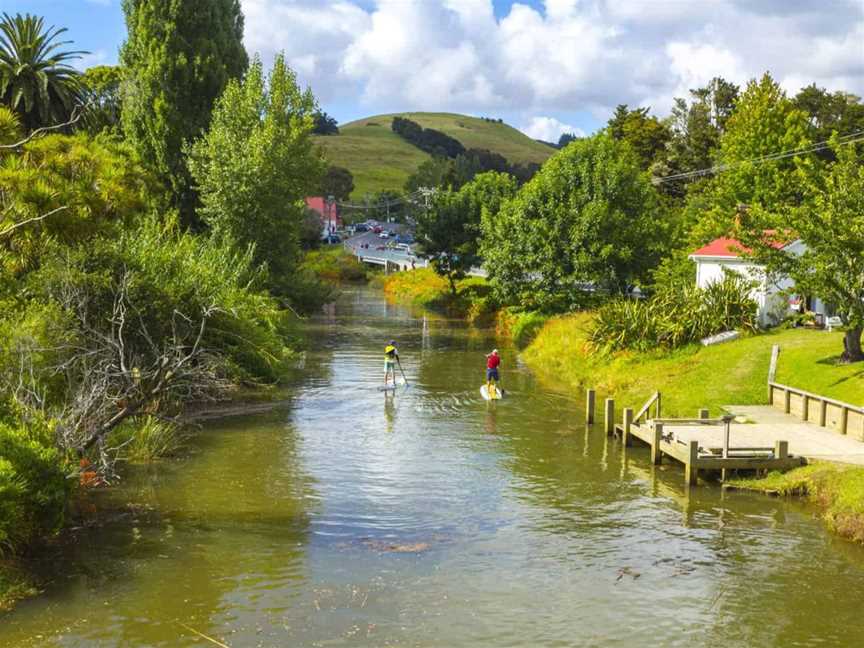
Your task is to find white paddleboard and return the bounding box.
[480,385,503,401]
[378,385,398,392]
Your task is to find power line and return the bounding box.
[652,130,864,184]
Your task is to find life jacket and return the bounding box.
[385,344,397,359]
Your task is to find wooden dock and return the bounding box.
[602,392,805,487]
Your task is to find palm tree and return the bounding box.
[0,13,87,132]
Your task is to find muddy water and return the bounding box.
[2,287,864,647]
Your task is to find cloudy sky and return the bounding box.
[7,0,864,140]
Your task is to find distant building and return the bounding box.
[689,235,832,327]
[305,196,341,237]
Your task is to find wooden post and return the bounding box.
[604,398,615,435]
[586,389,595,424]
[819,399,828,427]
[784,388,791,414]
[802,394,810,422]
[685,440,699,487]
[622,408,633,446]
[774,440,788,459]
[768,344,780,403]
[651,422,663,465]
[841,407,849,435]
[656,393,662,419]
[698,408,709,420]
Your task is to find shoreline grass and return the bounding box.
[0,561,38,612]
[522,313,864,416]
[382,268,497,325]
[729,463,864,543]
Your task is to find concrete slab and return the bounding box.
[660,405,864,466]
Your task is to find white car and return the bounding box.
[378,231,390,239]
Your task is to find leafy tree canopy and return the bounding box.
[480,133,662,311]
[188,54,325,304]
[120,0,248,226]
[607,104,671,171]
[80,65,122,135]
[320,165,354,201]
[313,110,339,135]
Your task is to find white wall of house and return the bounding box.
[692,256,798,326]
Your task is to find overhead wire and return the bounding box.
[652,129,864,184]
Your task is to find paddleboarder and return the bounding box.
[485,349,501,397]
[384,340,400,388]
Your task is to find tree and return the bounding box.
[607,104,670,170]
[312,110,339,135]
[417,171,517,295]
[79,65,123,135]
[120,0,248,227]
[405,156,456,192]
[188,54,325,302]
[0,13,86,132]
[690,73,813,243]
[739,139,864,362]
[793,85,864,161]
[320,165,353,201]
[480,133,662,311]
[558,132,579,148]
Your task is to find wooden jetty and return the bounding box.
[604,391,804,487]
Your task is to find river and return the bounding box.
[2,287,864,647]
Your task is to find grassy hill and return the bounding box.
[314,112,555,198]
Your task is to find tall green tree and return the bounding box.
[320,165,354,201]
[690,73,813,242]
[480,133,662,310]
[188,54,324,302]
[120,0,248,226]
[739,139,864,362]
[80,65,122,135]
[0,13,86,132]
[417,171,517,295]
[793,84,864,161]
[607,104,670,170]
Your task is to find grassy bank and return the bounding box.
[730,463,864,543]
[301,247,369,284]
[523,314,864,415]
[381,268,497,324]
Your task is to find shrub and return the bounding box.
[0,423,69,555]
[108,416,185,463]
[302,248,367,284]
[588,274,758,354]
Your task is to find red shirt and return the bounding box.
[487,354,500,369]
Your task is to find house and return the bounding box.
[305,196,341,237]
[689,235,832,327]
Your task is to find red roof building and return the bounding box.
[690,232,791,259]
[305,196,341,233]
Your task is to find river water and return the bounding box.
[3,287,864,647]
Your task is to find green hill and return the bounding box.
[314,112,555,198]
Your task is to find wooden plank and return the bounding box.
[651,423,663,465]
[767,344,780,403]
[652,418,724,426]
[634,392,659,423]
[622,408,633,447]
[685,440,699,487]
[768,382,864,415]
[694,457,803,470]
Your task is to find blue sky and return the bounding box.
[5,1,863,141]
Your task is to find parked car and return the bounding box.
[395,243,411,252]
[395,234,414,245]
[353,223,369,233]
[378,231,389,239]
[373,225,383,234]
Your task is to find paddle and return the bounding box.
[396,356,410,387]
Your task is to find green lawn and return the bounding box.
[315,112,555,198]
[523,315,864,416]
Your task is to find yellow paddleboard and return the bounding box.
[480,385,503,401]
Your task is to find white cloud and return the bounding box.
[239,0,864,121]
[522,116,583,142]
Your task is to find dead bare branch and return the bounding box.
[0,205,69,239]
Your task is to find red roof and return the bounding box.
[305,196,340,224]
[691,232,790,258]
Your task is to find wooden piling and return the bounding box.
[586,389,596,424]
[685,440,699,486]
[605,398,615,434]
[622,408,633,446]
[774,440,789,459]
[784,389,792,414]
[651,422,663,465]
[699,408,709,420]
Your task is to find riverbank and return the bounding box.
[380,268,498,324]
[0,564,38,613]
[522,313,864,415]
[729,463,864,543]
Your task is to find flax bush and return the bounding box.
[588,274,758,354]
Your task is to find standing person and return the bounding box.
[384,340,400,387]
[485,349,501,396]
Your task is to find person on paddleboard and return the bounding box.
[384,340,400,387]
[485,349,501,395]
